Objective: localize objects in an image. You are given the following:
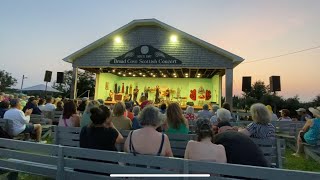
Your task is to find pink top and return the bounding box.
[58,115,76,127]
[185,113,196,121]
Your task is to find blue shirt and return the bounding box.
[197,110,213,120]
[304,118,320,145]
[0,108,8,118]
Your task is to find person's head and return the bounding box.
[139,105,162,128]
[195,118,213,141]
[132,106,140,116]
[186,106,194,114]
[44,96,51,103]
[38,98,46,106]
[90,105,111,125]
[203,104,209,111]
[125,102,132,111]
[63,101,77,119]
[28,97,38,105]
[216,108,232,122]
[308,107,320,118]
[222,102,231,111]
[10,99,22,110]
[296,108,306,116]
[82,97,88,103]
[85,100,100,113]
[113,102,126,117]
[0,100,10,109]
[56,101,64,109]
[97,99,104,105]
[166,102,186,129]
[280,109,290,117]
[250,103,271,125]
[160,103,167,111]
[211,105,219,113]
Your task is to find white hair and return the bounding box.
[217,108,232,122]
[186,106,194,114]
[250,103,271,124]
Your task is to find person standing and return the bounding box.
[133,86,139,102]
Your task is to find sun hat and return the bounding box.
[296,108,306,112]
[309,107,320,117]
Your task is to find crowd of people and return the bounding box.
[1,91,320,167]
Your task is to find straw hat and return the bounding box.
[308,107,320,118]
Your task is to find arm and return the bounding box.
[164,135,173,157]
[73,114,81,127]
[124,132,130,153]
[238,127,251,136]
[184,141,191,159]
[111,122,124,144]
[301,119,313,132]
[19,110,31,124]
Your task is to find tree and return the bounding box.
[246,80,269,100]
[0,70,17,92]
[52,70,95,98]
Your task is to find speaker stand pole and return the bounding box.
[45,82,48,97]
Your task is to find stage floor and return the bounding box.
[104,101,204,110]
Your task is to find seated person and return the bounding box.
[212,108,234,134]
[80,105,123,151]
[58,101,80,127]
[111,102,132,130]
[197,104,213,120]
[22,97,42,115]
[293,107,320,157]
[80,100,100,127]
[238,103,275,139]
[184,118,226,163]
[4,99,45,143]
[132,106,142,130]
[166,103,189,134]
[124,105,173,157]
[214,131,269,167]
[0,100,10,118]
[278,109,292,121]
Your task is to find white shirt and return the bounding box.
[44,103,56,111]
[3,108,30,136]
[38,105,46,111]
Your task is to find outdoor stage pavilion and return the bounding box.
[63,19,244,109]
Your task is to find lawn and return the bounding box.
[284,149,320,172]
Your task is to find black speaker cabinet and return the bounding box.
[57,72,64,83]
[242,76,252,92]
[270,76,281,92]
[44,71,52,82]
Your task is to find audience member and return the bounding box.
[0,100,10,118]
[19,95,27,108]
[111,102,132,130]
[184,118,226,163]
[266,105,278,121]
[80,105,123,151]
[197,104,213,119]
[214,131,269,167]
[58,101,80,127]
[216,108,235,133]
[97,99,104,105]
[124,102,134,121]
[4,99,45,143]
[159,103,167,114]
[80,100,100,127]
[295,108,312,121]
[278,109,292,121]
[293,107,320,157]
[22,97,42,115]
[38,98,46,111]
[55,101,64,111]
[239,103,275,139]
[124,105,173,157]
[44,96,56,111]
[210,105,219,123]
[166,102,189,134]
[222,102,235,121]
[132,106,142,130]
[78,97,88,112]
[184,106,196,123]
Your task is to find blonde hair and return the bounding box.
[250,103,271,125]
[113,102,126,117]
[85,100,100,113]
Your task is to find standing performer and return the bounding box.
[125,85,129,94]
[133,86,139,102]
[144,86,149,99]
[165,88,170,101]
[122,83,125,93]
[155,85,160,104]
[114,83,118,93]
[129,84,133,94]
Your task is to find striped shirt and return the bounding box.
[246,122,275,139]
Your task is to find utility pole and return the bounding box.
[20,75,27,93]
